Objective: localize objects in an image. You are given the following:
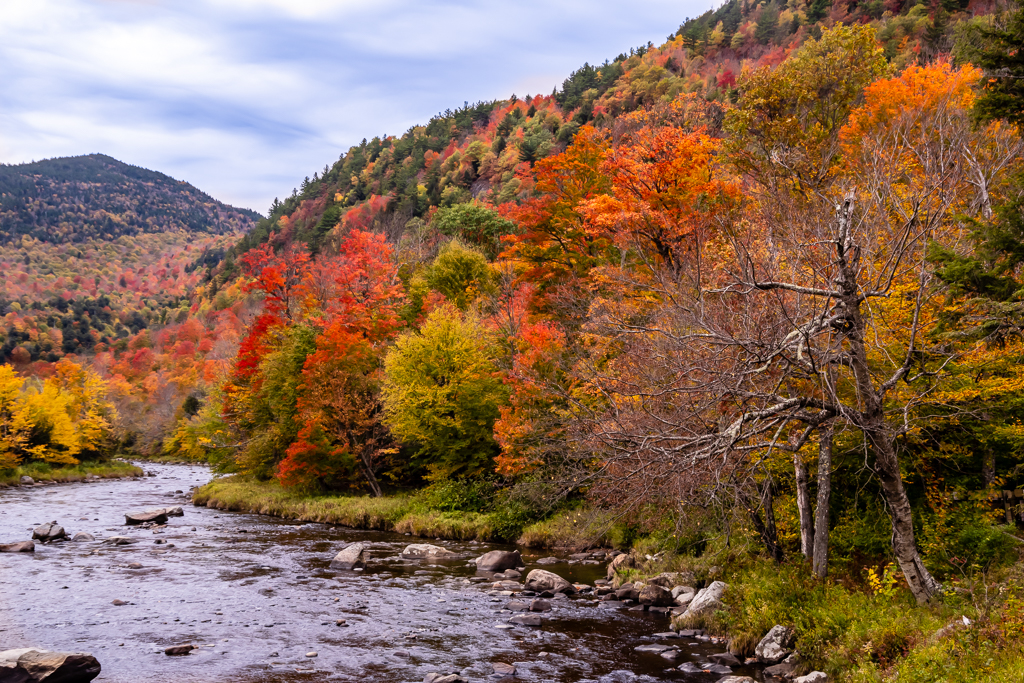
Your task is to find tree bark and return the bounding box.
[812,423,833,580]
[842,288,941,603]
[834,195,940,604]
[360,450,383,497]
[743,477,784,562]
[983,448,996,488]
[795,451,814,559]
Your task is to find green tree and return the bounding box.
[431,202,517,258]
[427,240,494,310]
[382,304,508,480]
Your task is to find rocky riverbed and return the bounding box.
[0,463,768,682]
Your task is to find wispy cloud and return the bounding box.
[0,0,710,212]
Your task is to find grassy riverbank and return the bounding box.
[193,474,637,548]
[611,536,1024,683]
[193,475,511,542]
[0,459,143,487]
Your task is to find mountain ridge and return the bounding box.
[0,153,260,245]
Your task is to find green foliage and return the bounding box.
[427,240,494,309]
[422,477,492,512]
[382,304,508,480]
[431,203,517,258]
[234,324,317,479]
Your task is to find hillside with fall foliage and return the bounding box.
[4,0,1024,677]
[0,153,259,244]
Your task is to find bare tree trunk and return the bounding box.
[795,451,814,559]
[983,448,995,488]
[743,477,784,562]
[360,450,383,497]
[812,423,833,580]
[844,295,941,603]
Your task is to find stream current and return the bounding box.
[0,463,765,682]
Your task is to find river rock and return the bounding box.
[476,549,521,572]
[524,568,575,594]
[635,644,675,653]
[504,599,530,611]
[423,674,469,683]
[764,661,796,677]
[755,625,794,664]
[0,648,101,682]
[709,652,742,666]
[679,580,727,619]
[614,583,639,601]
[530,599,552,612]
[71,532,95,542]
[646,572,693,589]
[401,543,457,559]
[330,542,368,569]
[492,662,516,676]
[102,536,139,545]
[794,673,828,683]
[535,556,559,565]
[639,584,675,607]
[164,645,194,656]
[508,613,542,626]
[19,476,34,485]
[715,678,755,683]
[32,522,66,542]
[606,552,636,579]
[0,541,34,553]
[161,506,184,517]
[124,509,168,525]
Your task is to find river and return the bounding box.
[0,463,765,682]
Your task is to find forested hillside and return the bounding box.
[0,153,258,244]
[4,0,1024,677]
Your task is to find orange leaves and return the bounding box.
[841,61,981,148]
[587,125,737,271]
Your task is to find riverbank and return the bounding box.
[194,475,508,542]
[604,539,1024,682]
[0,459,143,487]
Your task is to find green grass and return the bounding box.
[193,475,509,541]
[0,459,143,486]
[611,540,1024,682]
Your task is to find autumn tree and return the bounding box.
[382,304,508,480]
[281,230,406,493]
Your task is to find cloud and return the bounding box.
[0,0,710,212]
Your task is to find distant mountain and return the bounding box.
[0,154,260,244]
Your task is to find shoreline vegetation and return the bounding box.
[192,474,586,546]
[0,459,143,487]
[194,473,1024,681]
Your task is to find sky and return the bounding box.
[0,0,714,214]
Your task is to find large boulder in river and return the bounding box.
[639,583,675,607]
[160,506,184,517]
[0,648,101,682]
[124,509,168,525]
[524,568,576,594]
[401,544,458,560]
[755,625,795,664]
[330,542,368,569]
[19,476,34,486]
[476,550,521,572]
[676,581,727,623]
[71,532,95,542]
[32,522,66,542]
[607,552,636,580]
[0,541,35,553]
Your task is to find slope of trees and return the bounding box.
[0,154,259,244]
[3,0,1024,646]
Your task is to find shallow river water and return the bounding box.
[0,464,765,682]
